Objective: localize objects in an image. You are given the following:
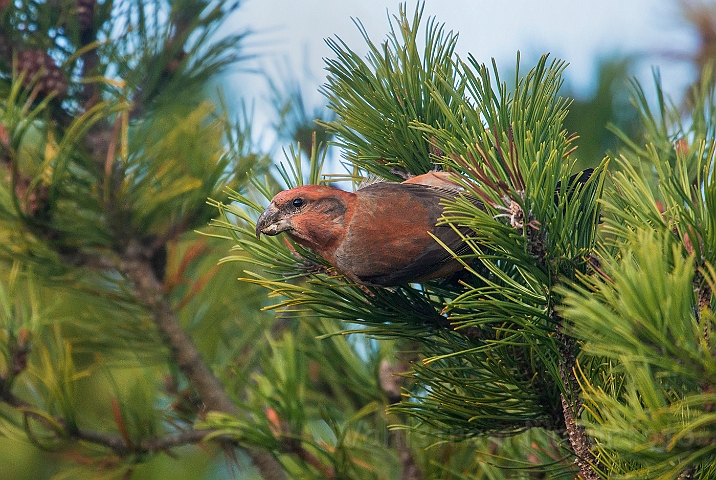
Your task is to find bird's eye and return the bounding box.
[292,197,304,208]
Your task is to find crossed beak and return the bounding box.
[255,204,292,239]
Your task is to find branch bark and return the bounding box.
[560,392,600,480]
[555,323,601,480]
[75,428,224,456]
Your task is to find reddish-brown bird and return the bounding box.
[255,172,476,287]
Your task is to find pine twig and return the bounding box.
[285,440,335,479]
[0,376,231,456]
[75,428,235,456]
[79,20,100,110]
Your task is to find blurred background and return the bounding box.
[223,0,706,166]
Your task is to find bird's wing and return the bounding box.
[345,182,479,286]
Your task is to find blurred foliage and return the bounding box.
[562,57,642,169]
[265,61,335,158]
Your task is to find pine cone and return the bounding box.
[75,0,95,32]
[16,49,68,99]
[13,174,50,218]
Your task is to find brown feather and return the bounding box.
[256,182,480,287]
[337,182,471,285]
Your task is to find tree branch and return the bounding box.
[75,427,227,456]
[554,317,601,480]
[559,392,599,480]
[119,239,286,479]
[0,380,248,457]
[79,24,100,110]
[120,240,237,414]
[283,439,335,479]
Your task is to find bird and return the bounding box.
[255,169,594,287]
[255,172,475,287]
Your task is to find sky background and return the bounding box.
[220,0,700,148]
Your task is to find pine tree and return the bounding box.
[0,1,520,478]
[212,3,716,479]
[0,1,714,479]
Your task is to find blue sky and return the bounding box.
[221,0,698,147]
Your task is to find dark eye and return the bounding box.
[292,197,304,208]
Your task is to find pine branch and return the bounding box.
[76,428,221,456]
[66,5,243,426]
[119,239,287,480]
[0,376,257,459]
[554,310,601,480]
[78,14,100,109]
[74,5,110,177]
[62,4,285,476]
[559,393,599,480]
[282,439,335,479]
[120,240,234,414]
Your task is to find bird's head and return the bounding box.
[255,185,354,252]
